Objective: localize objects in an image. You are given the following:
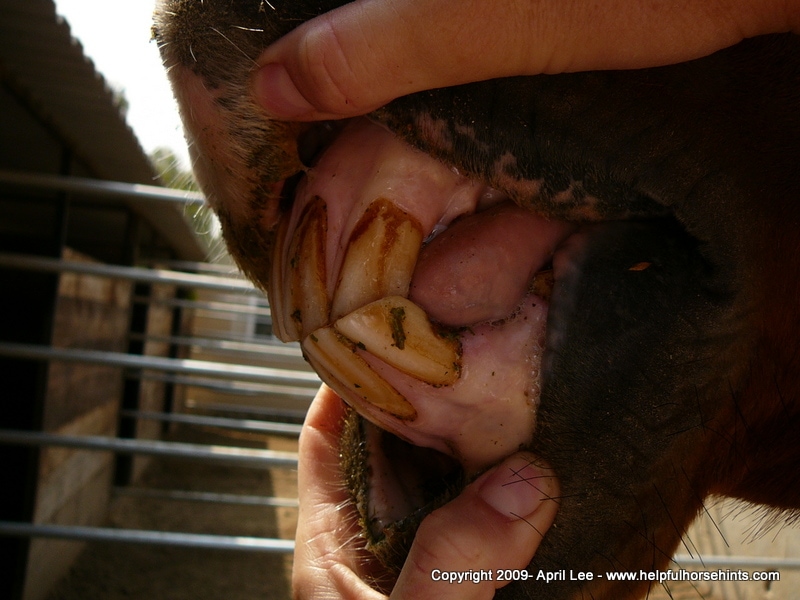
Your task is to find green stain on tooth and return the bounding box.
[389,306,406,349]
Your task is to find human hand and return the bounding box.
[293,385,560,600]
[252,0,799,120]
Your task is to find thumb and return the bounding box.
[389,452,560,600]
[252,0,794,121]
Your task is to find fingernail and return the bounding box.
[253,63,315,119]
[479,455,554,519]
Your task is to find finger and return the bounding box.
[253,0,796,120]
[292,385,386,600]
[390,453,560,600]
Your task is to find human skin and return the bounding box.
[293,386,561,600]
[252,0,799,120]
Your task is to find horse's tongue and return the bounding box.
[410,201,575,326]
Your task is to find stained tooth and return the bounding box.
[334,296,462,386]
[282,196,330,340]
[330,198,424,320]
[303,326,417,420]
[268,212,292,341]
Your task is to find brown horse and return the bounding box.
[154,3,800,598]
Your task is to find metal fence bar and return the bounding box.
[672,553,800,570]
[184,400,309,422]
[0,430,299,469]
[140,372,317,399]
[132,295,271,317]
[0,169,205,206]
[121,410,303,437]
[128,334,305,369]
[0,342,321,387]
[112,487,299,508]
[129,333,302,360]
[152,260,242,275]
[0,252,257,293]
[0,522,295,553]
[190,329,290,346]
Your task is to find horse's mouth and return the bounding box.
[160,55,582,571]
[211,112,661,573]
[247,117,600,575]
[339,408,465,576]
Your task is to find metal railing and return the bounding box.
[0,275,303,552]
[0,169,204,206]
[0,429,299,469]
[0,522,294,553]
[0,342,319,388]
[0,252,255,293]
[0,173,308,566]
[119,410,303,437]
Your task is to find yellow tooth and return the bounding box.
[303,326,417,420]
[282,196,330,340]
[268,212,292,341]
[334,296,462,386]
[330,198,423,321]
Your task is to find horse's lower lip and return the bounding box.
[338,219,609,577]
[340,408,464,574]
[337,267,567,576]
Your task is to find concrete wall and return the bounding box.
[21,251,185,600]
[23,248,131,600]
[128,280,181,482]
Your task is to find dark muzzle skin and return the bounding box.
[153,3,800,599]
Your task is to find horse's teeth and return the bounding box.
[330,199,423,321]
[269,211,292,341]
[281,197,330,341]
[334,296,461,386]
[302,326,417,420]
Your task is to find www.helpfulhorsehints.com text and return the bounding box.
[429,568,781,585]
